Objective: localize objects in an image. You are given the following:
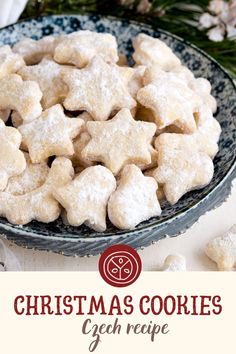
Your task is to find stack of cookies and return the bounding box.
[0,31,221,231]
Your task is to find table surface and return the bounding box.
[2,179,236,271]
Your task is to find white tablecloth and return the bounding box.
[3,179,236,271]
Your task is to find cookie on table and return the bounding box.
[205,225,236,271]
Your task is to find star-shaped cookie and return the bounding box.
[108,164,161,229]
[53,165,116,231]
[54,30,118,68]
[137,68,201,133]
[153,133,214,204]
[0,119,26,191]
[62,56,136,121]
[18,104,84,163]
[82,108,157,175]
[0,45,25,79]
[18,57,70,109]
[0,157,74,225]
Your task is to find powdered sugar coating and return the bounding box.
[5,152,49,196]
[0,157,74,225]
[162,254,187,271]
[18,104,84,163]
[189,77,217,113]
[137,68,202,133]
[82,108,156,175]
[0,74,42,123]
[153,133,214,204]
[133,33,181,70]
[53,165,116,232]
[0,45,25,79]
[54,30,118,68]
[0,120,26,191]
[108,164,161,229]
[62,56,136,121]
[205,225,236,271]
[193,104,221,158]
[18,57,70,109]
[13,36,63,65]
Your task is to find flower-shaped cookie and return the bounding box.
[108,164,161,229]
[13,36,62,65]
[0,157,74,225]
[0,120,26,191]
[153,133,214,204]
[82,108,156,175]
[0,74,42,123]
[5,152,49,196]
[18,57,70,109]
[53,165,116,232]
[18,104,84,163]
[0,45,25,79]
[133,33,181,70]
[137,68,201,133]
[205,225,236,271]
[54,30,118,68]
[62,56,136,120]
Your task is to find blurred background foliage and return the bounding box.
[22,0,236,76]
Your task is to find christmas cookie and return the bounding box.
[18,104,84,163]
[53,165,116,232]
[108,164,161,229]
[62,56,136,120]
[0,120,26,191]
[0,74,42,123]
[54,30,118,67]
[82,108,156,175]
[0,157,73,225]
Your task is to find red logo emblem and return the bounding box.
[99,244,142,287]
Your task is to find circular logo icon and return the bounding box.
[99,244,142,287]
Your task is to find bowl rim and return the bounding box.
[0,13,236,241]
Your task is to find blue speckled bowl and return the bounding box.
[0,14,236,257]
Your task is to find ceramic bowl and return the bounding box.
[0,14,236,256]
